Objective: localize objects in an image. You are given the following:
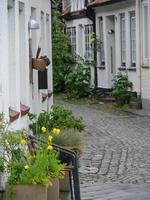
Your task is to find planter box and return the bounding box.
[60,171,70,192]
[6,185,47,200]
[47,178,59,200]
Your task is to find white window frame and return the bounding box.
[66,27,76,54]
[84,24,94,61]
[141,0,150,65]
[99,17,105,65]
[120,13,126,66]
[130,11,136,66]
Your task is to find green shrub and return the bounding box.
[65,62,91,98]
[52,11,76,92]
[28,105,85,135]
[52,128,83,147]
[112,73,133,106]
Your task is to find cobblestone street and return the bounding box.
[55,99,150,199]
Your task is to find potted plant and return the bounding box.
[50,128,83,192]
[0,129,65,200]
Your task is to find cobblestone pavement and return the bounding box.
[55,99,150,199]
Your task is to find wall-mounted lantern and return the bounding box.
[28,18,40,30]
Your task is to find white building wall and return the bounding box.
[66,18,95,86]
[95,0,139,92]
[140,0,150,109]
[0,0,53,129]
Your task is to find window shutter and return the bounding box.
[38,69,48,89]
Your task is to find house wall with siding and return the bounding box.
[65,18,95,86]
[95,0,138,91]
[0,0,53,129]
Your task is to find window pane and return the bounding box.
[144,5,148,59]
[99,17,105,64]
[66,27,76,54]
[130,11,136,65]
[120,13,126,65]
[84,24,94,61]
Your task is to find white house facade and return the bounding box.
[0,0,53,129]
[62,0,95,86]
[91,0,137,91]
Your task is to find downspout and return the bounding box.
[86,8,98,88]
[136,0,142,97]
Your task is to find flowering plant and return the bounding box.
[0,129,65,186]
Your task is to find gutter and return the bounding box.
[86,8,98,88]
[88,0,126,8]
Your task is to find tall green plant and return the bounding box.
[52,11,75,92]
[112,73,133,106]
[65,61,91,98]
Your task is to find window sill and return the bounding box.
[141,65,150,69]
[97,66,105,70]
[42,93,48,102]
[20,104,30,117]
[48,90,53,98]
[118,67,126,71]
[9,108,20,123]
[127,67,136,71]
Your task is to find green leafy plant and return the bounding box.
[52,11,76,92]
[52,128,83,148]
[112,73,133,106]
[0,129,65,186]
[65,61,91,98]
[28,105,85,134]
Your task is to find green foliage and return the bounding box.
[112,73,133,106]
[48,105,85,131]
[52,128,83,147]
[52,11,75,92]
[65,61,91,98]
[0,129,65,186]
[18,149,64,185]
[28,105,85,134]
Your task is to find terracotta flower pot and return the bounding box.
[6,185,47,200]
[47,178,59,200]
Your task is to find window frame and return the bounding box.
[120,13,126,67]
[130,11,136,67]
[99,17,105,65]
[66,26,76,54]
[84,24,94,61]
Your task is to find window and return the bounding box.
[142,1,150,65]
[99,17,105,65]
[84,24,94,61]
[130,11,136,66]
[120,13,126,66]
[66,27,76,54]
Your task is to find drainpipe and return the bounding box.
[136,0,142,97]
[86,8,98,89]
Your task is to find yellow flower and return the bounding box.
[41,126,47,133]
[24,165,29,170]
[52,128,60,135]
[48,135,53,142]
[47,145,53,151]
[20,139,27,145]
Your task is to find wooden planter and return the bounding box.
[47,178,59,200]
[59,170,70,192]
[6,185,47,200]
[32,56,50,71]
[32,58,47,71]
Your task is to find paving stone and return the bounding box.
[55,99,150,199]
